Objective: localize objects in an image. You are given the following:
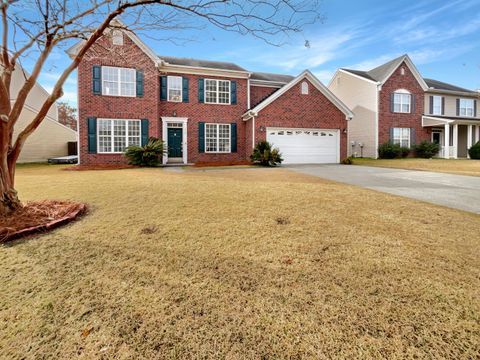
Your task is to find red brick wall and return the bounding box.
[378,61,430,146]
[253,79,348,160]
[250,85,280,108]
[159,73,248,164]
[78,33,160,165]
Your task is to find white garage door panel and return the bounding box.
[267,128,339,164]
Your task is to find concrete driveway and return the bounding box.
[288,164,480,214]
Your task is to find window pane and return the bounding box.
[218,124,230,152]
[128,121,141,147]
[168,76,182,102]
[113,120,126,152]
[205,124,217,152]
[98,119,112,153]
[205,80,217,103]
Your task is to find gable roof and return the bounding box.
[424,78,478,95]
[159,55,247,72]
[340,54,428,90]
[250,72,295,83]
[243,70,354,120]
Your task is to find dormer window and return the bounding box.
[112,30,124,46]
[301,81,309,95]
[393,89,412,113]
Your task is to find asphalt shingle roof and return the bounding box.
[159,55,247,72]
[250,72,295,83]
[424,78,477,94]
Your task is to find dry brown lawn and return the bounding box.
[353,158,480,177]
[1,164,479,359]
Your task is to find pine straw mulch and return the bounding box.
[0,200,87,243]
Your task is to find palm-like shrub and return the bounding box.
[250,141,283,166]
[469,141,480,159]
[414,141,440,158]
[125,137,165,166]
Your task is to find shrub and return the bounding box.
[400,147,410,158]
[341,157,354,165]
[378,142,403,159]
[125,137,165,166]
[414,141,440,158]
[250,141,283,166]
[469,141,480,159]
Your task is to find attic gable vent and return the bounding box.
[112,30,124,46]
[400,67,405,76]
[301,81,309,95]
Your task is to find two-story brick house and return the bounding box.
[67,26,353,166]
[329,54,480,158]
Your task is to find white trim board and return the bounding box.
[161,117,188,165]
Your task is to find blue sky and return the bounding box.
[36,0,480,106]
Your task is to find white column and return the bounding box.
[453,124,458,159]
[467,125,473,158]
[444,123,450,159]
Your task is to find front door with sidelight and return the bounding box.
[167,127,183,158]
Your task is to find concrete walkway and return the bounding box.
[288,165,480,214]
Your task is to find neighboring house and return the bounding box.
[10,65,77,163]
[67,25,353,166]
[329,54,480,159]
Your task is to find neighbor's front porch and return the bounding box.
[422,116,480,159]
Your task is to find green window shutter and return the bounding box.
[390,93,395,112]
[92,66,101,95]
[429,95,433,114]
[230,80,237,105]
[160,76,167,100]
[474,100,477,117]
[411,94,416,113]
[231,123,237,152]
[87,117,97,153]
[182,77,189,103]
[441,97,445,115]
[141,119,149,146]
[456,99,460,116]
[198,79,204,103]
[389,128,394,143]
[136,70,144,97]
[410,128,416,146]
[198,122,205,152]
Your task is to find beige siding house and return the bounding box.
[10,66,77,163]
[328,69,378,158]
[422,79,480,159]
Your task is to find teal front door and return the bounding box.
[168,128,183,158]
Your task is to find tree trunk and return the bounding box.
[0,164,21,215]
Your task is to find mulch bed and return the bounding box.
[193,160,252,167]
[64,164,138,171]
[0,200,87,243]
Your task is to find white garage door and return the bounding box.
[266,128,339,164]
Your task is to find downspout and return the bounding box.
[252,116,255,149]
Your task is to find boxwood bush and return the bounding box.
[468,141,480,159]
[414,141,440,158]
[378,142,404,159]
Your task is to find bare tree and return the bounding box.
[0,0,322,215]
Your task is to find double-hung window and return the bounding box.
[205,79,230,104]
[393,90,412,113]
[167,76,182,102]
[432,95,442,115]
[392,128,410,148]
[102,66,136,97]
[97,119,141,153]
[205,123,231,153]
[459,98,474,117]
